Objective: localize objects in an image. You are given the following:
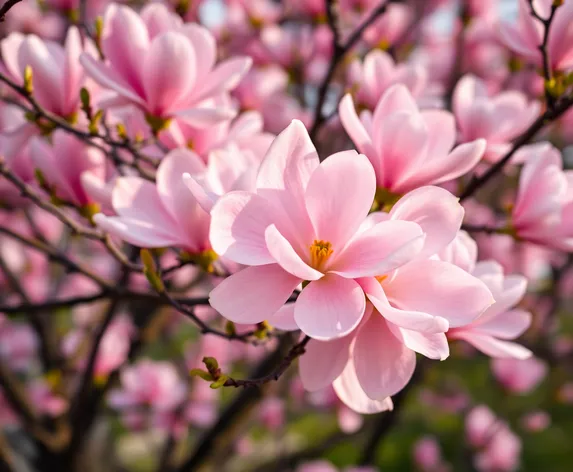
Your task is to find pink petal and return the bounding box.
[295,274,366,340]
[93,214,181,248]
[209,191,277,265]
[338,94,377,159]
[173,107,237,128]
[80,53,146,107]
[386,260,494,328]
[178,24,216,80]
[209,264,300,325]
[265,225,323,280]
[182,173,219,213]
[360,277,449,333]
[332,220,424,277]
[256,120,318,250]
[353,315,416,399]
[372,84,419,126]
[333,361,394,414]
[299,336,354,391]
[193,57,252,103]
[390,186,464,258]
[102,4,149,95]
[453,332,532,359]
[388,324,449,360]
[156,148,205,225]
[475,309,532,339]
[269,303,298,331]
[305,151,375,249]
[143,32,196,116]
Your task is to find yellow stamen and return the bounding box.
[309,240,333,270]
[375,275,388,284]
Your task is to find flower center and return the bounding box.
[375,275,388,284]
[309,240,333,270]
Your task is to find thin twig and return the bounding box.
[309,0,401,140]
[527,0,561,109]
[224,336,310,388]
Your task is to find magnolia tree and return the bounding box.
[0,0,572,470]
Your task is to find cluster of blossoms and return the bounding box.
[1,0,573,470]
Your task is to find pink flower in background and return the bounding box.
[0,315,38,372]
[512,143,573,251]
[498,0,573,72]
[453,75,539,163]
[161,110,274,161]
[466,406,521,472]
[1,26,87,117]
[491,357,548,394]
[108,359,186,430]
[339,85,485,195]
[80,3,251,124]
[30,131,106,208]
[413,436,450,472]
[346,50,428,110]
[94,148,211,254]
[449,261,532,359]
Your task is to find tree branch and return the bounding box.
[459,94,573,201]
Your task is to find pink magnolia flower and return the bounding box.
[511,143,573,251]
[2,0,64,39]
[346,50,428,110]
[183,143,265,213]
[63,314,134,381]
[209,120,490,340]
[161,110,274,161]
[94,148,211,256]
[28,380,68,417]
[453,75,540,163]
[1,26,88,118]
[413,436,450,472]
[466,406,522,472]
[521,410,550,432]
[339,85,485,196]
[108,359,187,429]
[0,315,38,372]
[448,261,532,359]
[491,357,548,394]
[30,131,106,208]
[80,3,251,125]
[498,0,573,72]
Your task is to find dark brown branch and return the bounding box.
[309,1,401,140]
[459,94,573,201]
[461,224,506,235]
[0,0,22,21]
[527,0,561,108]
[223,336,310,388]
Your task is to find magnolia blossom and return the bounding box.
[80,3,251,125]
[466,406,522,472]
[498,0,573,72]
[108,359,187,430]
[209,120,492,342]
[511,143,573,251]
[448,261,532,359]
[346,50,428,110]
[453,75,539,163]
[413,436,450,472]
[1,26,88,118]
[30,131,106,209]
[491,357,548,394]
[94,148,211,255]
[339,85,485,196]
